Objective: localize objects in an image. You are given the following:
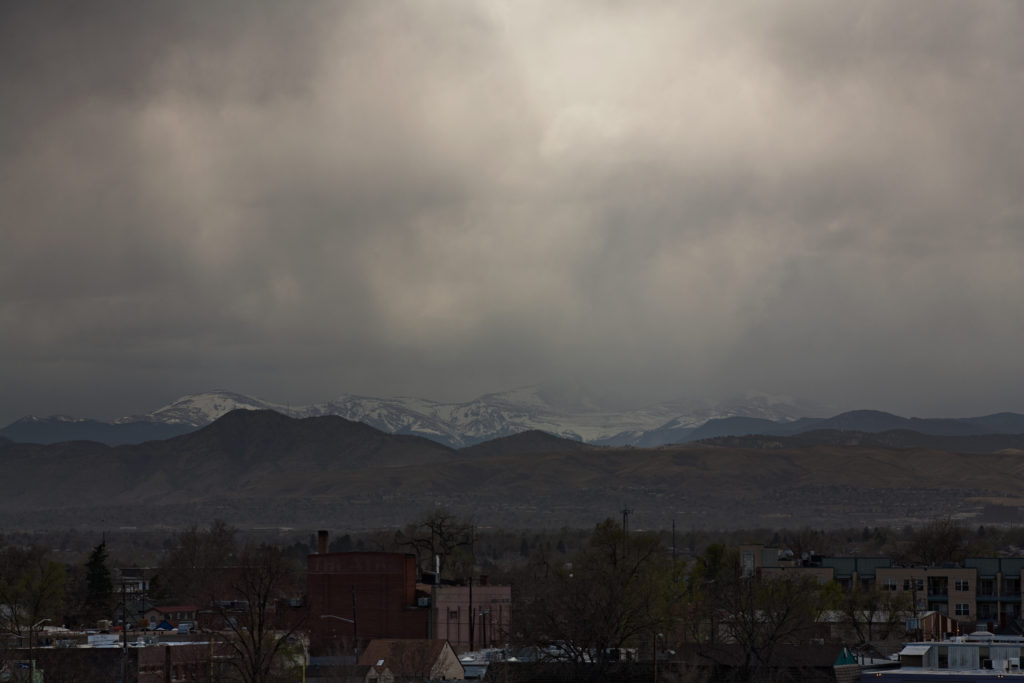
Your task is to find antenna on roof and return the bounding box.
[621,505,632,556]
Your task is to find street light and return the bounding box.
[29,618,51,683]
[320,614,358,655]
[653,632,664,683]
[320,585,359,655]
[477,609,490,649]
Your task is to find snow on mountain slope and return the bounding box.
[294,395,458,441]
[12,414,90,424]
[115,386,822,448]
[116,391,290,427]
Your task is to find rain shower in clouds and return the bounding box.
[1,0,1022,425]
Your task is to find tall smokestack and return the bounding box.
[318,530,329,555]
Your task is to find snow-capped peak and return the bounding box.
[115,390,288,427]
[107,386,825,448]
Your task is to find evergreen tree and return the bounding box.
[84,541,113,623]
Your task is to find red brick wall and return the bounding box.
[431,584,512,652]
[307,552,428,654]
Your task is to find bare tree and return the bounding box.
[156,520,238,604]
[513,519,673,682]
[0,545,66,682]
[0,546,66,633]
[686,546,831,682]
[907,518,966,566]
[834,584,912,647]
[210,545,305,683]
[397,507,475,578]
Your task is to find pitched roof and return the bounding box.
[357,639,457,677]
[152,605,198,613]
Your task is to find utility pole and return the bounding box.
[29,618,50,683]
[653,632,658,683]
[621,506,632,557]
[121,581,128,683]
[351,586,359,655]
[29,623,35,683]
[672,518,677,564]
[468,576,474,652]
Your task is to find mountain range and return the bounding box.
[4,408,1024,531]
[4,388,1024,449]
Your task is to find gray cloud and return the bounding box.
[2,1,1023,423]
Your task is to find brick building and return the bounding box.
[430,579,511,651]
[307,532,429,655]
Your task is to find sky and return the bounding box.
[2,1,1023,425]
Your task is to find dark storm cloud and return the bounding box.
[2,1,1022,422]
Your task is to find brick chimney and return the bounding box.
[317,530,329,554]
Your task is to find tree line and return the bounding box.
[0,514,1017,681]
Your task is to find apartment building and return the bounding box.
[963,557,1024,629]
[740,545,1024,632]
[874,566,976,624]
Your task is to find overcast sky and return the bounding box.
[2,1,1023,424]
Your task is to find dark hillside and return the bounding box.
[458,429,589,458]
[699,429,1024,453]
[5,412,1024,530]
[0,410,455,509]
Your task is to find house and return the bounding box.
[143,605,197,629]
[357,639,465,681]
[306,662,395,683]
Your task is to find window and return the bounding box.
[883,578,898,591]
[955,580,970,592]
[742,551,755,577]
[955,603,970,616]
[449,610,459,619]
[903,578,924,591]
